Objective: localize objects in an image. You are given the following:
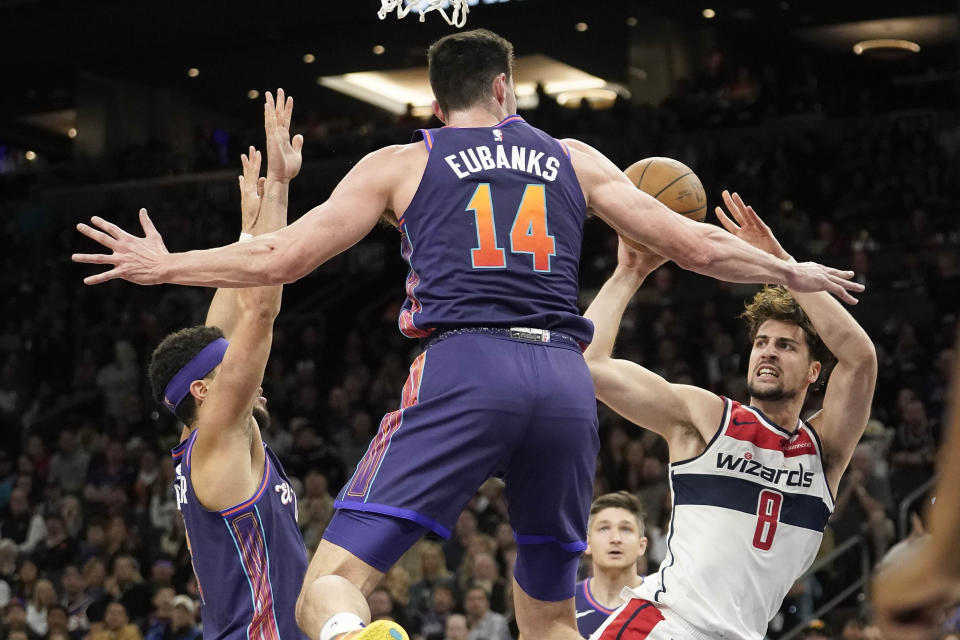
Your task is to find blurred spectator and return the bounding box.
[49,431,91,496]
[830,444,894,558]
[419,584,457,640]
[463,586,510,640]
[25,577,57,636]
[445,613,469,640]
[2,489,45,554]
[61,565,92,639]
[87,602,142,640]
[106,556,151,628]
[889,398,937,504]
[408,541,455,618]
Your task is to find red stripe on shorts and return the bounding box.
[598,599,665,640]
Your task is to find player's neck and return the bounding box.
[445,104,512,129]
[748,397,803,433]
[591,567,642,608]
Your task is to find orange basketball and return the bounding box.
[624,157,707,222]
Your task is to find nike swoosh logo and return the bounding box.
[732,418,757,426]
[576,610,595,618]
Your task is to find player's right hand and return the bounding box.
[73,209,168,285]
[617,235,667,274]
[264,88,304,182]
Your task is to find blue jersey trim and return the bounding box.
[672,472,831,532]
[654,476,678,603]
[512,533,587,553]
[333,500,452,539]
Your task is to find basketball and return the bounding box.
[624,157,707,222]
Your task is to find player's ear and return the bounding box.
[492,73,507,105]
[189,379,208,405]
[808,360,822,385]
[638,536,648,557]
[432,100,446,124]
[584,540,592,557]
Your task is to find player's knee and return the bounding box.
[513,542,581,603]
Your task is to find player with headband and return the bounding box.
[147,90,313,640]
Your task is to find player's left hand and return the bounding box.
[715,190,791,261]
[264,88,304,182]
[239,145,266,230]
[72,209,169,285]
[871,538,960,640]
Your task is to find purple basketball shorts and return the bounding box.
[327,331,599,600]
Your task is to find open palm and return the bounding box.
[715,190,790,260]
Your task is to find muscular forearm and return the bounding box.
[685,224,797,286]
[254,178,290,234]
[160,230,293,288]
[927,333,960,571]
[787,257,875,364]
[583,266,649,360]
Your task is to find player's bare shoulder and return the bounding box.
[364,142,430,226]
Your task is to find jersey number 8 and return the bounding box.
[753,489,783,551]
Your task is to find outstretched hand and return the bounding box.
[239,145,265,230]
[716,189,864,304]
[715,190,790,261]
[264,88,304,182]
[72,209,169,285]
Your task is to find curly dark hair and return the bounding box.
[740,286,834,368]
[588,491,645,536]
[428,28,514,116]
[147,325,224,425]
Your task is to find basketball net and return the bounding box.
[377,0,469,28]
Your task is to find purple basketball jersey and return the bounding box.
[171,432,309,640]
[398,115,593,344]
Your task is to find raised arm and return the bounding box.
[583,238,724,453]
[205,91,299,332]
[872,326,960,640]
[713,191,877,492]
[564,139,864,304]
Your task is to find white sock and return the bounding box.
[319,613,365,640]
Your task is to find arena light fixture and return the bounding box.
[318,54,609,115]
[702,8,716,19]
[373,45,386,55]
[247,89,260,100]
[68,127,77,138]
[303,53,316,64]
[556,88,620,109]
[187,67,200,78]
[575,22,588,32]
[25,150,37,161]
[853,39,920,55]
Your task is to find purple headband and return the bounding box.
[163,338,229,414]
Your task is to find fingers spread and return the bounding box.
[714,205,739,233]
[139,209,160,237]
[84,269,121,285]
[71,253,115,265]
[76,223,118,249]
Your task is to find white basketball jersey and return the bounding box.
[628,397,835,640]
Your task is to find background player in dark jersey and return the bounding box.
[583,192,878,639]
[74,31,864,640]
[146,92,309,640]
[575,492,647,638]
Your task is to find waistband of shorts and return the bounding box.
[421,327,582,351]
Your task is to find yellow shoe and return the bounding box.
[335,620,409,640]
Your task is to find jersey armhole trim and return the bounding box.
[220,454,272,517]
[803,420,837,507]
[670,396,731,467]
[415,128,435,152]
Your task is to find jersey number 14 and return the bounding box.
[467,183,556,272]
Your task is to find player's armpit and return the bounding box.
[590,356,723,446]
